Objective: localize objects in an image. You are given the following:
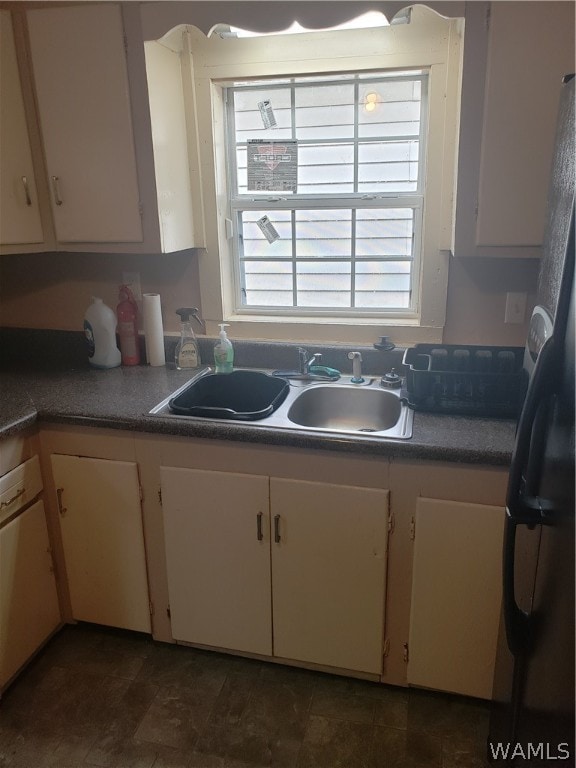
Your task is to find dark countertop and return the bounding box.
[0,364,517,465]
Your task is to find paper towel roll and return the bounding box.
[142,293,165,367]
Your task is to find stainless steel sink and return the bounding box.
[287,384,403,433]
[149,370,413,440]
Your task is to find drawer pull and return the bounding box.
[56,487,67,516]
[0,487,25,509]
[274,514,281,544]
[256,511,263,541]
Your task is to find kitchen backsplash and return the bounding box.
[0,327,403,376]
[0,250,539,348]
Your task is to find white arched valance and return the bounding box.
[140,1,465,41]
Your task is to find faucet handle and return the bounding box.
[297,347,308,372]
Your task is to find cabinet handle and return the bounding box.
[256,511,263,541]
[21,176,32,206]
[56,487,67,516]
[274,514,281,543]
[51,175,63,206]
[0,488,25,509]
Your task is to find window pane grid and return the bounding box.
[237,207,414,310]
[227,71,426,313]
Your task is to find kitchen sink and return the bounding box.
[149,369,413,439]
[287,384,403,433]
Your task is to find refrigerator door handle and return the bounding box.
[503,513,530,655]
[503,335,557,656]
[506,335,556,515]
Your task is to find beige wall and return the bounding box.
[443,257,539,346]
[0,249,202,336]
[0,249,537,346]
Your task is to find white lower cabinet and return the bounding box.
[50,454,151,633]
[270,478,388,674]
[407,497,505,699]
[160,468,389,675]
[161,467,272,656]
[0,500,60,689]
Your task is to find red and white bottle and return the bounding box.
[116,285,140,366]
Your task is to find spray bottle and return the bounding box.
[175,308,202,369]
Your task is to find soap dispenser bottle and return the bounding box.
[214,323,234,373]
[175,308,202,370]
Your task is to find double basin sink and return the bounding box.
[150,368,413,440]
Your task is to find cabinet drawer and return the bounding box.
[0,455,43,525]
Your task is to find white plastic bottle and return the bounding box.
[214,323,234,373]
[84,297,121,369]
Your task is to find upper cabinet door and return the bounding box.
[476,2,575,249]
[0,10,44,247]
[453,1,575,258]
[27,5,143,244]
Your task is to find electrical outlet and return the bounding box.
[504,292,527,324]
[122,271,142,302]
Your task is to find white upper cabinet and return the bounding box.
[27,5,143,245]
[144,36,202,252]
[453,1,575,258]
[0,10,44,249]
[18,4,203,253]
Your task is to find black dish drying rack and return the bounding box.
[402,344,528,417]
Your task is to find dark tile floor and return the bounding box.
[0,624,491,768]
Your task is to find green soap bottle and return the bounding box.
[214,323,234,373]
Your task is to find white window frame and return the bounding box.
[185,6,463,344]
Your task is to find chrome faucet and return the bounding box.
[272,348,339,381]
[348,351,365,384]
[298,347,322,375]
[272,347,340,381]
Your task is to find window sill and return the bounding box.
[205,315,443,345]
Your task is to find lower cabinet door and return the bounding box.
[270,478,389,675]
[51,454,151,633]
[0,500,60,688]
[161,467,272,656]
[408,497,505,699]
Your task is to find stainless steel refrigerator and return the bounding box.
[488,75,575,765]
